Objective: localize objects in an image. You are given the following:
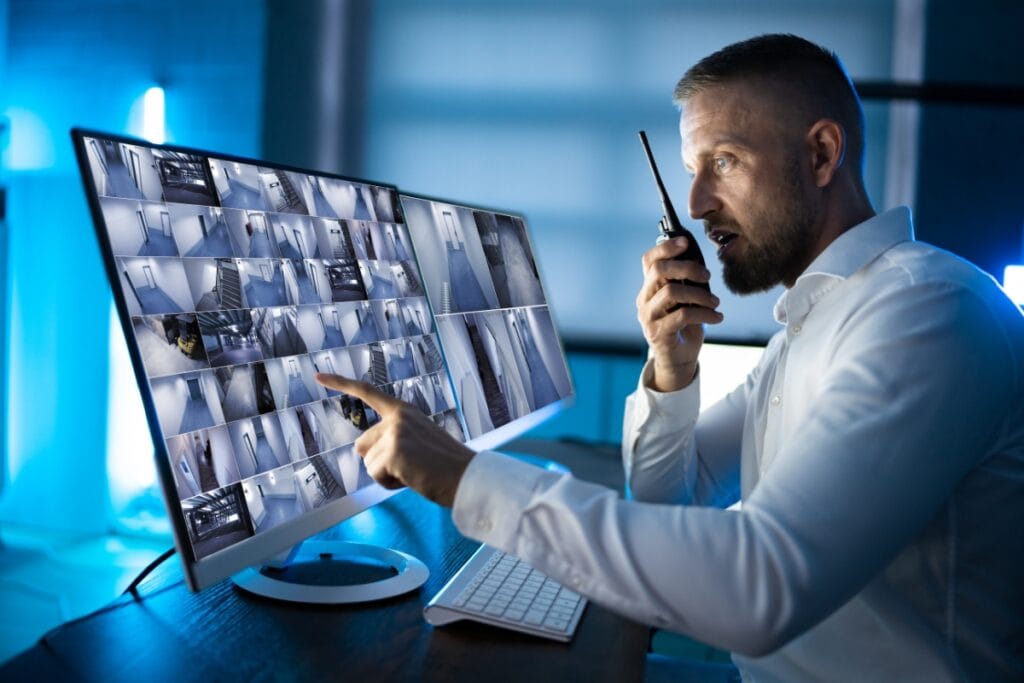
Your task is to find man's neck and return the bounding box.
[785,189,875,288]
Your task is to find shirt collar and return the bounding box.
[773,206,915,325]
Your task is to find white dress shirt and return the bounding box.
[451,207,1024,682]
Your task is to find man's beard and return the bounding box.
[711,158,818,295]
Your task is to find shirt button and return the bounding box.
[792,324,802,334]
[478,518,492,532]
[770,395,781,406]
[572,576,583,588]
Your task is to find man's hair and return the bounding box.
[674,34,865,170]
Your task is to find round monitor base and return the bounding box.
[232,540,428,604]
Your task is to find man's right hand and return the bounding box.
[636,236,723,392]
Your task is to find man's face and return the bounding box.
[680,82,820,293]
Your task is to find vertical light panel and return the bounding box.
[1004,265,1024,305]
[142,86,166,144]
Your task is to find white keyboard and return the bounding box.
[423,545,587,642]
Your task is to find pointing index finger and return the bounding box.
[315,373,400,415]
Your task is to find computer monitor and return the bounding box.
[398,194,574,450]
[71,130,574,603]
[72,129,456,600]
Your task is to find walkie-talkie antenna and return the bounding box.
[638,130,683,237]
[637,130,709,294]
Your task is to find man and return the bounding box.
[319,34,1024,681]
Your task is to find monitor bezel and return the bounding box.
[71,127,412,591]
[396,191,577,450]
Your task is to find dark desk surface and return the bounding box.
[1,439,650,682]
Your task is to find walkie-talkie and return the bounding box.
[638,130,711,296]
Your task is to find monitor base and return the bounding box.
[232,540,428,604]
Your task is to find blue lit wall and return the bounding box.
[361,0,897,346]
[1,0,265,532]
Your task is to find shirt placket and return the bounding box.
[760,340,788,478]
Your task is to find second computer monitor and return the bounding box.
[400,195,574,450]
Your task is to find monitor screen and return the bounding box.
[399,195,574,450]
[72,130,464,590]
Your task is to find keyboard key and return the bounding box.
[543,619,569,632]
[524,610,546,625]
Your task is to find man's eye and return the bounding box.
[714,157,732,172]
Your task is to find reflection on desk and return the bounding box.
[0,439,649,682]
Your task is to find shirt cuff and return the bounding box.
[451,450,552,549]
[631,358,701,434]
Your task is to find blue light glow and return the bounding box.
[106,303,158,515]
[1004,265,1024,305]
[1,0,265,537]
[1,107,54,170]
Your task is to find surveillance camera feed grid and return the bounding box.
[401,196,573,439]
[86,136,462,560]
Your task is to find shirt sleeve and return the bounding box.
[621,357,746,507]
[451,281,1020,657]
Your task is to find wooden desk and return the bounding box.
[0,439,650,682]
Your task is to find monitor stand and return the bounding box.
[232,540,428,604]
[232,452,563,604]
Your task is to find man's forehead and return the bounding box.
[681,83,767,131]
[679,82,791,153]
[679,92,753,155]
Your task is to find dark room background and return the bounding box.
[0,0,1021,541]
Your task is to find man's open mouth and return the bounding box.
[707,228,739,257]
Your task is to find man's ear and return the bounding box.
[807,119,845,188]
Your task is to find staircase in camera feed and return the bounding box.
[399,261,424,296]
[295,407,318,457]
[419,336,443,373]
[369,346,388,385]
[273,172,304,213]
[333,223,355,259]
[308,454,342,500]
[466,321,511,428]
[440,282,452,315]
[218,259,244,309]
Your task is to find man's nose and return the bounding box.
[688,169,721,220]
